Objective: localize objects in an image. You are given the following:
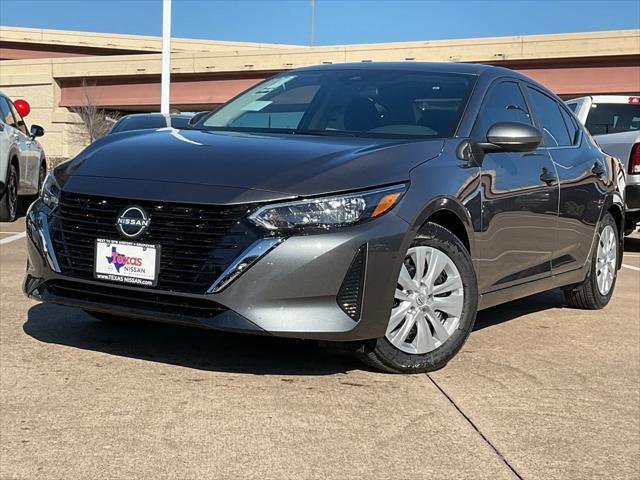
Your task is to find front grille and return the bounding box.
[337,244,367,321]
[50,192,261,294]
[44,280,228,320]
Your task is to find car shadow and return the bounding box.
[473,288,566,331]
[25,288,571,374]
[624,234,640,253]
[24,304,363,376]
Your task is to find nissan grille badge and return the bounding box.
[116,206,151,238]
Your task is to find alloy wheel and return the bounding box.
[595,225,617,296]
[7,168,17,220]
[386,246,464,354]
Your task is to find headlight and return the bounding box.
[41,171,60,210]
[249,184,407,231]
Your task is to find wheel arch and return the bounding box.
[9,149,19,177]
[412,196,475,256]
[601,192,625,269]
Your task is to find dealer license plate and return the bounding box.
[94,238,159,287]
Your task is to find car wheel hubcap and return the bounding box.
[596,225,616,296]
[386,246,464,355]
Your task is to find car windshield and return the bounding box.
[586,103,640,135]
[200,69,476,138]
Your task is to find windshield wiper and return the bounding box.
[200,127,358,137]
[294,129,358,137]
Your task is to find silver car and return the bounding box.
[0,92,46,222]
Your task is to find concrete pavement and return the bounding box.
[1,221,638,480]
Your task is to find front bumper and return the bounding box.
[23,200,411,341]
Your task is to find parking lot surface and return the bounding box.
[1,219,639,480]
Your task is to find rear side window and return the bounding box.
[0,97,14,126]
[560,107,580,145]
[473,81,532,137]
[585,103,640,135]
[526,87,572,147]
[7,100,28,135]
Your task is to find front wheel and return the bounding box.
[359,222,478,374]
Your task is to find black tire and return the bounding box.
[0,163,19,222]
[563,213,619,310]
[358,222,479,374]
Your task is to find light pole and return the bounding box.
[310,0,315,46]
[161,0,172,114]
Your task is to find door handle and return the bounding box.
[592,161,606,178]
[540,168,557,185]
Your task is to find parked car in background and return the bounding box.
[0,92,46,222]
[108,113,193,135]
[566,95,640,233]
[25,63,625,373]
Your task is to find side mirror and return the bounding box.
[30,124,45,139]
[188,111,210,127]
[479,122,542,153]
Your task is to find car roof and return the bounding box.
[293,61,511,76]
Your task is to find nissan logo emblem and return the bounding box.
[116,206,150,239]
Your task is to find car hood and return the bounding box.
[59,128,444,204]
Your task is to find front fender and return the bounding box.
[395,140,482,259]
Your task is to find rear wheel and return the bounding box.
[564,213,619,309]
[0,163,19,222]
[359,223,478,374]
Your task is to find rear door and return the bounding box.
[525,85,603,275]
[6,99,38,193]
[474,80,559,293]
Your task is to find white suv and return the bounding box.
[0,92,47,222]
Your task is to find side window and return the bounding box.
[526,87,572,147]
[559,106,579,145]
[7,100,28,135]
[566,102,578,113]
[0,97,15,127]
[473,81,532,137]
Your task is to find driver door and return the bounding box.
[474,80,559,293]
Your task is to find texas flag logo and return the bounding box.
[106,247,142,272]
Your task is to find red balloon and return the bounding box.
[14,99,30,118]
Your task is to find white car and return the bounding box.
[0,92,47,222]
[566,95,640,233]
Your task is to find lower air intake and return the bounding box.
[337,244,367,321]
